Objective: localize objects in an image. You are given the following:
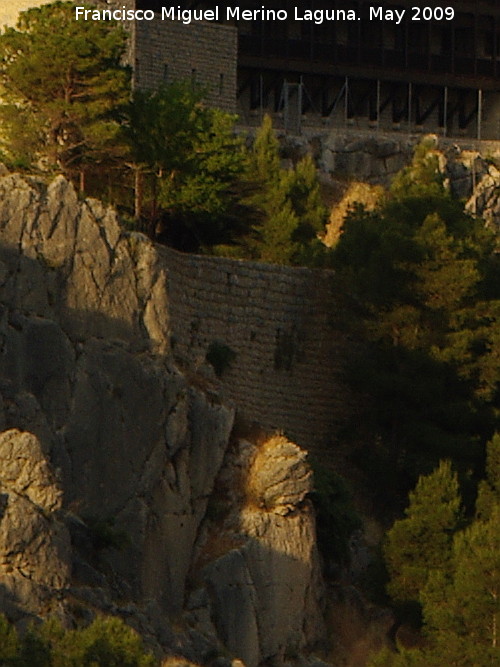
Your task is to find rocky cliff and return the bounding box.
[0,171,325,665]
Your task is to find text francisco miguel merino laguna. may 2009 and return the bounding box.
[74,5,456,26]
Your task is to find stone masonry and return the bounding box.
[134,18,237,112]
[94,0,238,112]
[161,246,350,451]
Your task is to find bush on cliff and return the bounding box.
[0,614,157,666]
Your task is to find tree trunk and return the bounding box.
[134,168,143,220]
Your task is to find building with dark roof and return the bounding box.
[115,1,500,137]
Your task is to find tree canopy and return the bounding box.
[0,1,130,177]
[333,140,500,502]
[374,447,500,666]
[384,460,461,607]
[241,114,328,265]
[0,614,156,666]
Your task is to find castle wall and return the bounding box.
[134,20,237,112]
[160,247,350,451]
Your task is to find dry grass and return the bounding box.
[244,432,291,510]
[161,657,201,667]
[324,181,384,247]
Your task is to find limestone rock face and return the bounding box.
[0,173,169,353]
[0,172,234,627]
[0,429,71,619]
[193,436,326,667]
[463,157,500,228]
[246,434,312,512]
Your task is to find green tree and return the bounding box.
[0,614,19,664]
[449,508,500,650]
[158,105,247,248]
[244,114,327,265]
[333,140,500,497]
[0,1,130,184]
[124,83,204,220]
[417,507,500,665]
[390,137,444,199]
[476,432,500,519]
[249,112,281,182]
[47,615,156,666]
[0,614,157,666]
[384,461,461,607]
[124,83,246,246]
[378,453,500,666]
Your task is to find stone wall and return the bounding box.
[134,19,237,112]
[161,247,350,451]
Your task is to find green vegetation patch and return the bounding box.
[206,341,236,377]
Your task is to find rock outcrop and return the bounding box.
[0,172,234,619]
[0,171,326,664]
[190,435,325,667]
[0,429,70,621]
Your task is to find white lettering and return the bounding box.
[394,9,405,24]
[296,8,357,23]
[369,6,406,24]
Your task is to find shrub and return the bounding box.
[205,341,236,377]
[0,614,157,666]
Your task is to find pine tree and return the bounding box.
[419,507,500,665]
[244,114,327,264]
[333,139,500,496]
[384,461,461,605]
[452,507,500,651]
[249,112,281,183]
[0,1,130,181]
[476,433,500,519]
[124,83,246,244]
[390,137,444,200]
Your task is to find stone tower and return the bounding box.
[107,0,238,111]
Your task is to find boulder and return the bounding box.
[0,429,71,619]
[198,436,325,667]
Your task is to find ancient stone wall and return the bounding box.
[161,247,350,451]
[134,19,237,112]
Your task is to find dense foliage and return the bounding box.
[124,84,248,247]
[333,139,500,505]
[0,1,129,179]
[371,439,500,665]
[238,114,328,264]
[0,614,156,666]
[383,461,462,610]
